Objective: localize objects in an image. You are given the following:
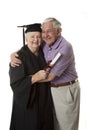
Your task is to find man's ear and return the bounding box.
[57,28,62,36]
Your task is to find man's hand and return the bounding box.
[10,52,22,67]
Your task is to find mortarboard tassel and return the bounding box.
[17,25,26,46]
[23,27,25,46]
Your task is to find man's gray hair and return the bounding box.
[42,17,61,30]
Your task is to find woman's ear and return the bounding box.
[25,37,27,43]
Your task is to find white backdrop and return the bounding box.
[0,0,87,129]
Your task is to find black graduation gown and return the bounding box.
[9,45,54,130]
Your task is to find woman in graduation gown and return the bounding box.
[9,23,54,130]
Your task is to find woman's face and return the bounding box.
[26,32,42,54]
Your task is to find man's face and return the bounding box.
[42,22,59,46]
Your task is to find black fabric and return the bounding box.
[25,23,42,33]
[9,45,54,130]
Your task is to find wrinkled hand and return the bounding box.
[32,70,47,84]
[36,70,47,80]
[10,52,21,67]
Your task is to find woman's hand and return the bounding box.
[31,70,47,84]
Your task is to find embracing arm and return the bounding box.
[10,51,21,67]
[9,62,47,108]
[39,71,56,83]
[9,64,47,93]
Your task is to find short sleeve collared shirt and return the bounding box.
[43,36,78,84]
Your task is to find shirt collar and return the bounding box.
[48,36,63,50]
[53,36,63,49]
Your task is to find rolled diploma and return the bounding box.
[50,52,61,66]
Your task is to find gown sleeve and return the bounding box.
[9,63,32,109]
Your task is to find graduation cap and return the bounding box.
[17,23,42,46]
